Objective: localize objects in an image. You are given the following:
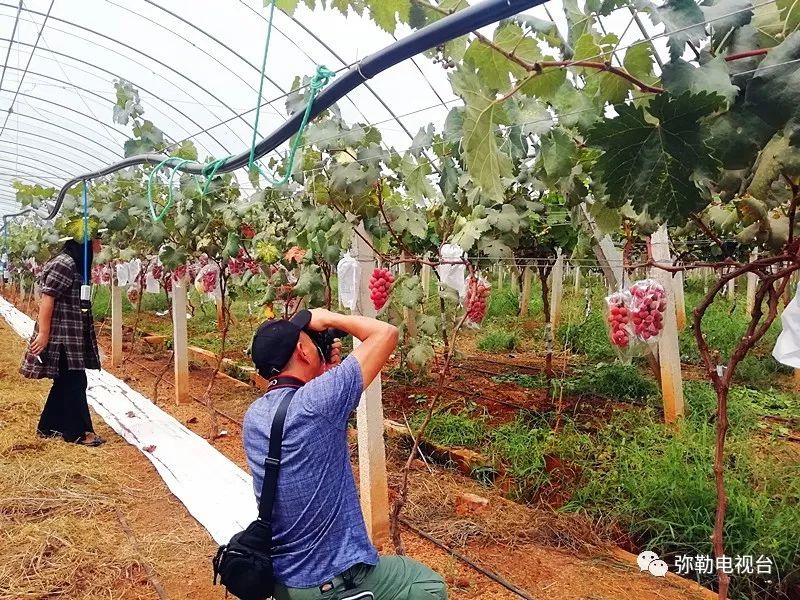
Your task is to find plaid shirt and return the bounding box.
[19,253,100,379]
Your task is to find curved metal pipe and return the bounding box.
[0,33,227,154]
[2,127,111,165]
[40,0,547,219]
[0,109,122,157]
[0,150,75,177]
[0,138,101,172]
[0,3,251,151]
[7,90,127,146]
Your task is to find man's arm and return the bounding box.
[30,294,56,355]
[308,309,398,387]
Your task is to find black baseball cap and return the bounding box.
[251,310,313,377]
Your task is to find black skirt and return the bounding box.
[37,346,94,442]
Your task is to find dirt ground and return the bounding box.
[0,295,717,600]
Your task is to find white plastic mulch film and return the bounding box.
[437,243,466,299]
[0,296,257,545]
[337,252,360,311]
[773,289,800,368]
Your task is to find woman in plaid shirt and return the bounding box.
[20,239,104,446]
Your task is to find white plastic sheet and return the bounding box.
[437,244,466,299]
[337,252,359,311]
[773,291,800,368]
[0,296,257,544]
[145,271,161,294]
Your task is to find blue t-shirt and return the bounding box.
[242,355,379,588]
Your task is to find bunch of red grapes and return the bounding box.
[150,264,163,281]
[465,276,490,323]
[172,265,188,283]
[240,223,256,239]
[631,281,667,341]
[369,268,394,310]
[228,249,261,276]
[606,292,632,348]
[126,286,140,305]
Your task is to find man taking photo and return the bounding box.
[244,308,447,600]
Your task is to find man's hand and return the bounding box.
[324,338,342,372]
[30,330,49,356]
[307,308,337,332]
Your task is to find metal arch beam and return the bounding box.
[147,0,377,144]
[0,56,238,158]
[0,171,62,186]
[7,90,128,145]
[2,126,112,165]
[0,138,96,171]
[0,34,229,154]
[0,110,122,157]
[0,156,66,178]
[0,150,75,177]
[44,0,547,217]
[0,0,55,138]
[0,64,187,138]
[121,1,285,118]
[237,0,421,146]
[0,4,251,152]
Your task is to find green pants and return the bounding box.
[273,556,447,600]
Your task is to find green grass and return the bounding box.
[566,363,660,403]
[491,373,547,388]
[564,393,800,600]
[476,328,520,352]
[411,410,486,448]
[486,287,520,319]
[558,310,615,361]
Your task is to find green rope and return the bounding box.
[148,158,193,222]
[147,0,334,220]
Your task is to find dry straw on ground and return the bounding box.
[0,327,207,600]
[385,438,622,552]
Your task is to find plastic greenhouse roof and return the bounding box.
[0,0,671,214]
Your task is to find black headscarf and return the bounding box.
[60,239,94,283]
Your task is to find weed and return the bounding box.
[486,287,520,319]
[559,311,615,360]
[567,363,659,403]
[489,416,552,499]
[492,373,547,389]
[477,328,520,353]
[411,410,486,448]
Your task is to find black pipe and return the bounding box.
[40,0,548,219]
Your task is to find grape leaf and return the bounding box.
[450,69,512,202]
[368,0,410,33]
[273,0,300,13]
[777,0,800,33]
[478,237,513,258]
[623,44,655,82]
[553,82,600,130]
[649,0,707,60]
[463,22,540,91]
[388,207,428,239]
[703,102,775,169]
[662,57,739,106]
[159,245,187,270]
[407,342,434,371]
[540,128,578,183]
[701,0,753,44]
[398,153,438,201]
[509,97,553,136]
[520,57,567,101]
[744,32,800,141]
[587,91,725,223]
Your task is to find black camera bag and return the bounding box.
[212,377,302,600]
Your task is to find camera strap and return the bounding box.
[257,376,304,522]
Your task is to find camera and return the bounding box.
[307,328,347,363]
